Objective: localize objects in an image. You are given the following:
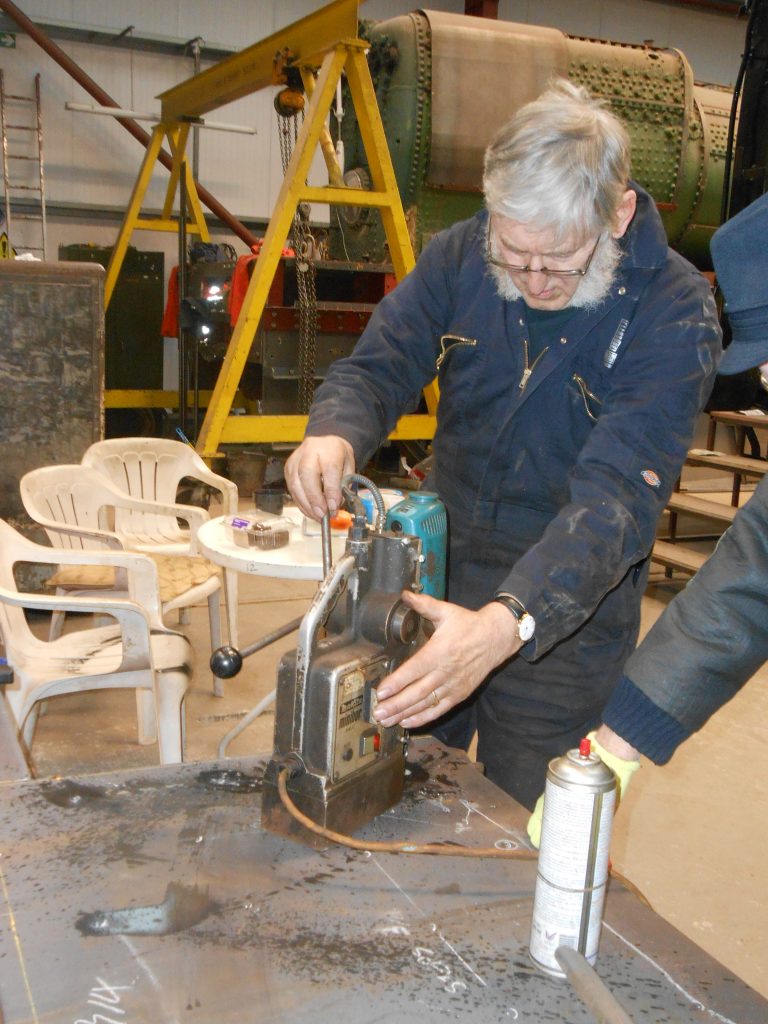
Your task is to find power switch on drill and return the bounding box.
[359,730,381,757]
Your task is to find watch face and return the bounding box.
[518,613,535,642]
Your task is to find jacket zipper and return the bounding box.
[519,338,549,392]
[573,373,601,421]
[436,334,478,369]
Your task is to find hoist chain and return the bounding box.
[278,109,318,413]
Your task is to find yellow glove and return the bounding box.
[526,792,546,849]
[587,730,641,801]
[525,731,640,849]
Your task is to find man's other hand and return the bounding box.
[373,594,522,729]
[285,435,355,520]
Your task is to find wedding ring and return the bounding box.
[430,689,440,708]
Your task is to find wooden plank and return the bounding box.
[666,493,738,523]
[685,450,768,476]
[651,540,708,574]
[708,410,768,430]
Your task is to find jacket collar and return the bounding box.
[618,182,670,273]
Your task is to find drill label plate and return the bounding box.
[332,657,390,781]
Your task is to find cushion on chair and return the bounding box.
[45,555,221,602]
[46,565,116,589]
[149,554,222,602]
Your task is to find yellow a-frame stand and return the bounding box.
[105,0,437,459]
[193,37,438,459]
[105,122,209,309]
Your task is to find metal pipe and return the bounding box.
[321,513,332,576]
[237,616,304,662]
[188,37,202,181]
[216,615,304,758]
[0,0,259,249]
[64,103,256,133]
[217,689,276,760]
[554,947,635,1024]
[178,170,188,437]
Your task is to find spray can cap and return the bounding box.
[578,737,592,758]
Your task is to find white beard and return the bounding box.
[488,235,623,311]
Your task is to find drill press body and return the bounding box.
[261,520,423,847]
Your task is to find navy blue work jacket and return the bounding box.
[604,471,768,763]
[306,187,721,669]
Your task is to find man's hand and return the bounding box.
[285,435,355,520]
[373,593,523,729]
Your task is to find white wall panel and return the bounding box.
[0,0,749,260]
[499,0,604,38]
[667,7,745,87]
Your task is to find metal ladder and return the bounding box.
[0,70,47,259]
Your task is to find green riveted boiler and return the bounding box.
[331,10,731,269]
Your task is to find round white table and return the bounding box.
[197,505,348,580]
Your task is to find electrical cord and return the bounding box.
[276,766,652,906]
[276,766,537,859]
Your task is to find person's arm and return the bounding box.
[304,225,469,462]
[498,264,722,660]
[528,446,768,847]
[601,472,768,763]
[593,723,640,760]
[284,222,473,517]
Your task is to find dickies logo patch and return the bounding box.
[641,469,661,488]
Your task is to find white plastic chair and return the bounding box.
[0,517,190,766]
[81,437,240,650]
[20,463,226,695]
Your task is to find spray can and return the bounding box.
[529,738,616,978]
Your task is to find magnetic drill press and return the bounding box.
[260,477,428,847]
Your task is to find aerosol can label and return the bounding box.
[529,747,616,977]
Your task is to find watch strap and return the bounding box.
[493,592,527,620]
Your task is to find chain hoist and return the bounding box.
[277,106,318,414]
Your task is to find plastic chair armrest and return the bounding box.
[33,547,164,626]
[0,586,154,670]
[33,520,124,550]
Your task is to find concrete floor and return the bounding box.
[9,489,768,1004]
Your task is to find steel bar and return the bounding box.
[65,103,257,134]
[555,946,635,1024]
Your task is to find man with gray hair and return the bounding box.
[285,79,722,809]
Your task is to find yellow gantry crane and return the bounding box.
[104,0,437,461]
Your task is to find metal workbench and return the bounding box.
[0,738,763,1023]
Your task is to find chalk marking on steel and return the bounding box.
[119,934,182,1024]
[372,856,488,989]
[433,928,487,988]
[604,921,740,1024]
[0,852,39,1023]
[459,799,521,843]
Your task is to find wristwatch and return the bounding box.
[493,592,536,643]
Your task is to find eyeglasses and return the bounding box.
[486,221,602,278]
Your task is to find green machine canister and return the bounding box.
[529,738,617,977]
[385,492,447,599]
